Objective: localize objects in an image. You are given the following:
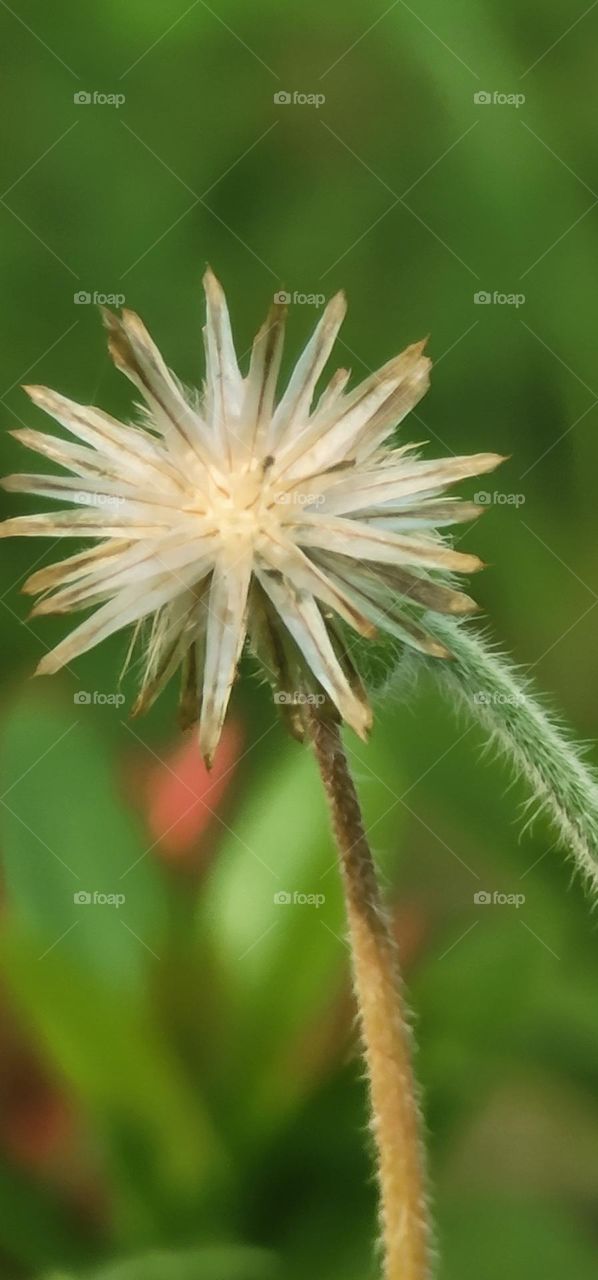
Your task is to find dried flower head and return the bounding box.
[1,271,502,763]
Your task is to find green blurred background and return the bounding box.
[1,2,598,1276]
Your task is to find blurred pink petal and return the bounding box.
[147,723,242,857]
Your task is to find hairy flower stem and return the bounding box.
[308,712,430,1280]
[424,617,598,900]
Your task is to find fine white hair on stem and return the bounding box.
[421,617,598,900]
[309,712,432,1280]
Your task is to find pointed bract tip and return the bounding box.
[354,715,372,743]
[428,640,451,659]
[326,289,348,320]
[203,265,224,301]
[262,298,288,330]
[450,551,485,575]
[451,596,481,616]
[100,305,118,328]
[29,599,54,619]
[347,699,373,741]
[34,654,55,677]
[475,452,508,476]
[22,384,46,403]
[382,343,431,384]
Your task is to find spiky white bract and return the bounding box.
[1,271,502,764]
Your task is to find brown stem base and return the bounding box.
[309,713,431,1280]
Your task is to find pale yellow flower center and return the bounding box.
[192,461,291,549]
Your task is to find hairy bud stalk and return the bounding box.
[426,617,598,899]
[309,711,431,1280]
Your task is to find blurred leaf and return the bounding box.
[199,727,405,1131]
[0,1160,92,1273]
[42,1243,280,1280]
[1,932,229,1248]
[439,1198,598,1279]
[0,688,165,989]
[199,742,345,1131]
[440,1075,598,1200]
[0,689,229,1245]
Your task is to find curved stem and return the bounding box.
[425,616,598,900]
[308,713,431,1280]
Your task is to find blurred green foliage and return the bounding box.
[1,1,598,1276]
